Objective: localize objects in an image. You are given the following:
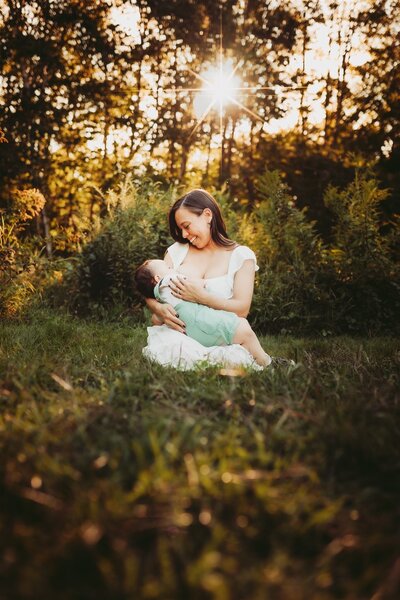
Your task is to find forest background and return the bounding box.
[0,0,399,330]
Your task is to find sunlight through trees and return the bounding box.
[0,0,398,242]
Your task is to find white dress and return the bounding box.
[142,243,262,370]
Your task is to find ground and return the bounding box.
[1,309,399,599]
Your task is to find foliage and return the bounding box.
[44,168,399,335]
[248,170,335,334]
[2,166,398,335]
[245,169,400,335]
[61,178,174,316]
[0,0,134,190]
[1,309,399,599]
[1,0,398,227]
[0,188,46,318]
[324,170,400,333]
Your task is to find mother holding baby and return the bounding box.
[144,188,270,369]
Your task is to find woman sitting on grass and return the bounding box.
[142,189,291,370]
[135,258,272,367]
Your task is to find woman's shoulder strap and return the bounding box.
[229,245,259,274]
[166,242,189,269]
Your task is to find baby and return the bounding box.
[134,258,272,367]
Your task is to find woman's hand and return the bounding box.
[145,297,186,333]
[169,275,206,304]
[153,302,187,334]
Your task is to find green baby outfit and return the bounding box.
[154,274,240,347]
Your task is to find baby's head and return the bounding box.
[134,259,170,298]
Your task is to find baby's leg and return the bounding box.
[233,318,272,367]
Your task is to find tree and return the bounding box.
[0,0,136,246]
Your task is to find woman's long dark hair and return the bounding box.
[168,189,236,247]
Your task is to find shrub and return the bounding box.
[248,171,335,334]
[247,169,400,335]
[50,169,399,335]
[63,179,174,317]
[324,170,400,333]
[0,188,47,318]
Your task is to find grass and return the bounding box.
[1,308,399,599]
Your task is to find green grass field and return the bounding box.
[1,309,399,599]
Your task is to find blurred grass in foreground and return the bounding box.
[1,309,399,600]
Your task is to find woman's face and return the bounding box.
[174,206,212,249]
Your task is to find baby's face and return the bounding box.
[148,259,171,279]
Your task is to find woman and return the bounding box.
[143,188,267,370]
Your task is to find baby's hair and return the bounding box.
[134,260,156,298]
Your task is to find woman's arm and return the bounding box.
[170,260,255,318]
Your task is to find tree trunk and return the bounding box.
[202,122,213,186]
[129,55,143,160]
[102,113,109,174]
[298,14,308,138]
[332,23,354,147]
[178,142,190,181]
[323,33,333,144]
[219,117,228,186]
[149,62,162,158]
[226,117,237,182]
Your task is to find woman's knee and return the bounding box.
[235,318,253,340]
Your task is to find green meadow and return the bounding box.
[1,309,399,599]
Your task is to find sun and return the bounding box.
[155,6,306,141]
[188,58,263,139]
[194,61,242,118]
